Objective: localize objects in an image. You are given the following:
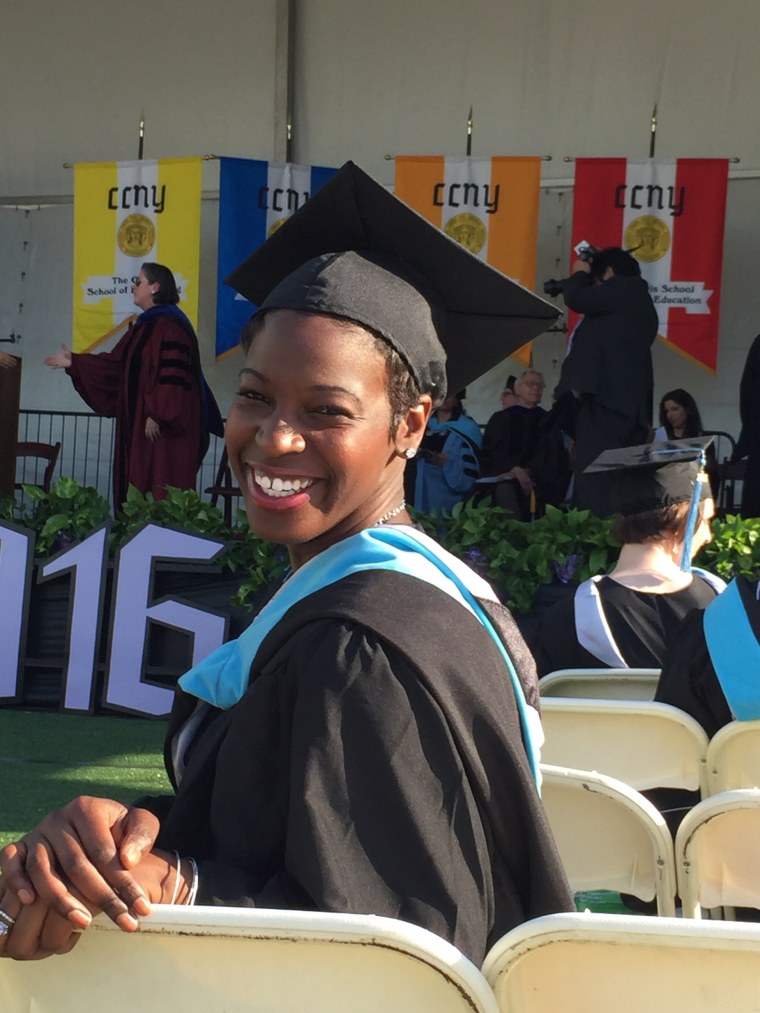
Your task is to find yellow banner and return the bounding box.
[73,158,202,352]
[395,155,541,366]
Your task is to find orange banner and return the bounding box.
[395,156,541,366]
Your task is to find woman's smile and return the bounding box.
[244,463,319,510]
[253,468,316,498]
[224,309,424,568]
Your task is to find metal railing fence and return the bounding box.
[16,410,227,510]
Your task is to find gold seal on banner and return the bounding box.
[444,213,487,255]
[625,215,671,263]
[117,214,156,257]
[267,217,289,238]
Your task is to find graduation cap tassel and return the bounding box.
[680,452,707,572]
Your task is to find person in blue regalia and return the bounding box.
[408,389,482,514]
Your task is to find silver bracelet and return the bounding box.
[169,850,182,906]
[186,857,199,907]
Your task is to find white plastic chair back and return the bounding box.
[539,668,659,700]
[483,911,760,1013]
[675,788,760,918]
[706,719,760,794]
[540,764,677,915]
[540,698,709,794]
[0,907,499,1013]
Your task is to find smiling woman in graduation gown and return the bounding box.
[0,163,571,967]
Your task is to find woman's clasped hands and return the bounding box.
[0,796,188,960]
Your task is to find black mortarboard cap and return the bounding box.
[584,436,714,515]
[225,161,559,400]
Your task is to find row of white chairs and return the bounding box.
[6,905,760,1013]
[542,765,760,918]
[537,672,760,921]
[540,666,661,700]
[539,678,760,797]
[484,911,760,1013]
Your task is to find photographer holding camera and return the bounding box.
[551,246,658,516]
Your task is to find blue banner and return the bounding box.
[215,158,336,359]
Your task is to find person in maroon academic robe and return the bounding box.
[45,262,212,507]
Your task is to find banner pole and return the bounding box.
[138,111,145,160]
[466,107,473,156]
[648,103,657,159]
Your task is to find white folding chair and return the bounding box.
[540,697,710,795]
[482,910,760,1013]
[675,788,760,919]
[540,764,677,915]
[0,907,498,1013]
[539,667,660,700]
[706,719,760,794]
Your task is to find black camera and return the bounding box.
[543,243,598,298]
[542,277,565,298]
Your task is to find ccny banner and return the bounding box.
[215,158,337,359]
[73,158,202,353]
[571,158,729,373]
[394,155,542,366]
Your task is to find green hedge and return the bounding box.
[4,480,758,614]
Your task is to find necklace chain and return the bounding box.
[376,501,406,526]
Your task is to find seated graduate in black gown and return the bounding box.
[656,573,760,738]
[477,369,569,518]
[0,163,571,967]
[534,438,725,678]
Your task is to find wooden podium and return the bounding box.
[0,355,21,497]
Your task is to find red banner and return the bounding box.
[571,158,728,373]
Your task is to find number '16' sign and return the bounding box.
[0,522,229,717]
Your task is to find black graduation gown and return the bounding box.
[479,405,548,477]
[656,575,760,737]
[533,575,718,678]
[738,334,760,517]
[556,272,658,515]
[655,609,733,738]
[477,406,570,516]
[137,569,573,966]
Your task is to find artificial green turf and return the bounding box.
[0,710,170,849]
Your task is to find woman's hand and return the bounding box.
[0,884,93,961]
[44,344,72,369]
[145,417,161,441]
[0,849,191,961]
[0,797,160,932]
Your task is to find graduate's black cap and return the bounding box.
[584,436,714,515]
[225,161,559,401]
